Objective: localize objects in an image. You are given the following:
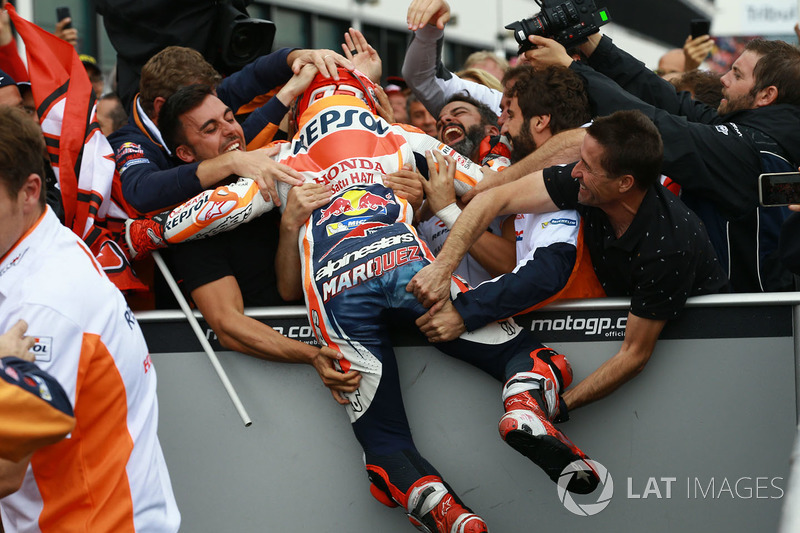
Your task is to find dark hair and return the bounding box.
[442,92,498,127]
[745,39,800,106]
[99,92,129,133]
[670,70,723,108]
[159,84,215,154]
[139,46,222,119]
[0,106,46,205]
[586,110,663,190]
[504,64,590,135]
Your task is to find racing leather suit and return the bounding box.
[153,94,587,514]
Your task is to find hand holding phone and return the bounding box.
[690,18,710,39]
[56,6,71,29]
[759,172,800,207]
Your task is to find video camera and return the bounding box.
[505,0,611,54]
[216,0,276,73]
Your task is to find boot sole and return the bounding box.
[504,430,599,494]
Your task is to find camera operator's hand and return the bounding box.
[287,49,354,81]
[683,34,714,71]
[407,0,451,31]
[341,27,382,83]
[522,35,573,69]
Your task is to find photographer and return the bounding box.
[523,30,800,292]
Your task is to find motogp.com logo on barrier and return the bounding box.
[530,314,628,338]
[557,460,614,516]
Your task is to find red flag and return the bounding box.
[7,4,146,292]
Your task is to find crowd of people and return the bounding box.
[2,0,800,531]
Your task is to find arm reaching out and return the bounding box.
[562,313,665,410]
[407,153,559,306]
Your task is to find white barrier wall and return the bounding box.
[139,294,798,532]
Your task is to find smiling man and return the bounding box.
[408,110,728,412]
[523,33,800,292]
[436,94,499,162]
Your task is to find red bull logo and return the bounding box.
[317,189,395,225]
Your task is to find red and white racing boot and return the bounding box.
[406,477,488,533]
[499,373,599,494]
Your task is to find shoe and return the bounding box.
[406,478,488,533]
[124,217,166,260]
[499,387,599,495]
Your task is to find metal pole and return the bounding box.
[152,251,253,427]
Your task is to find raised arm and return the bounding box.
[403,0,502,116]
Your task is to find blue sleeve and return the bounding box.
[453,242,576,331]
[110,128,204,214]
[1,357,74,417]
[242,96,290,144]
[217,48,295,113]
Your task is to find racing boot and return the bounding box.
[406,477,488,533]
[123,214,166,260]
[499,349,599,494]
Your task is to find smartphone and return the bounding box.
[759,172,800,207]
[690,18,710,39]
[56,6,72,29]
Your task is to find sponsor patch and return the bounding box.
[117,142,144,156]
[30,375,53,401]
[119,156,149,174]
[326,217,371,236]
[0,247,28,278]
[541,217,577,228]
[31,336,53,362]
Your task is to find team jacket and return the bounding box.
[571,35,800,292]
[454,211,605,331]
[0,208,179,533]
[0,357,75,463]
[108,48,295,215]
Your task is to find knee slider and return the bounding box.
[367,466,400,508]
[531,347,573,390]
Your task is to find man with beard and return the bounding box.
[524,33,800,292]
[415,94,514,285]
[414,64,605,342]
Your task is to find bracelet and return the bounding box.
[435,202,462,229]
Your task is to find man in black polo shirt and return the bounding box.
[408,110,727,412]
